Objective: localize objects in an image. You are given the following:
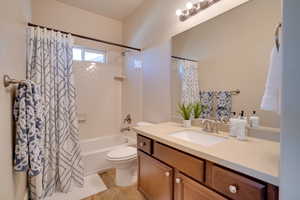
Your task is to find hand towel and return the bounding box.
[14,80,44,200]
[216,91,232,121]
[200,91,214,119]
[261,47,282,114]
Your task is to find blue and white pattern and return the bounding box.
[14,81,44,176]
[216,91,232,120]
[200,91,214,119]
[26,27,84,200]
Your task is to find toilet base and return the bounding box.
[115,164,137,187]
[107,158,137,187]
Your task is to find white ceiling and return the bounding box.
[56,0,145,21]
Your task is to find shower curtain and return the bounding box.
[26,27,84,199]
[180,60,200,105]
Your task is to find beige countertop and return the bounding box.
[132,122,280,186]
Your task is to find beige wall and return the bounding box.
[0,0,31,199]
[123,0,250,123]
[124,0,249,48]
[32,0,125,140]
[142,41,172,122]
[32,0,122,44]
[172,0,281,128]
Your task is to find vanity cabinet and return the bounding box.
[137,134,279,200]
[153,142,205,183]
[174,172,228,200]
[138,151,173,200]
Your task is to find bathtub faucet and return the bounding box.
[120,126,131,133]
[123,114,132,125]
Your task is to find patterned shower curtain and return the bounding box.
[180,60,200,105]
[26,27,84,199]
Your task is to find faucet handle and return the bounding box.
[123,114,132,124]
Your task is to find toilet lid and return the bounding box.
[107,146,137,160]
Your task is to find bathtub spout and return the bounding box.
[120,126,131,133]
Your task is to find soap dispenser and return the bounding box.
[229,112,238,137]
[249,111,260,128]
[237,111,247,141]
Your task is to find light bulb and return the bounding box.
[186,2,193,9]
[176,9,182,16]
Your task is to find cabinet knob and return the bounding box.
[175,178,181,184]
[229,185,238,194]
[139,142,146,147]
[165,172,170,177]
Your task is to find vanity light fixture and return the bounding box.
[176,0,221,21]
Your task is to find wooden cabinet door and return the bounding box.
[175,172,228,200]
[138,150,173,200]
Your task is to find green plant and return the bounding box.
[193,102,203,119]
[177,103,193,120]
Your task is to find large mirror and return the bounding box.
[171,0,281,128]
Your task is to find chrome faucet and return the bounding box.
[202,119,220,134]
[123,114,132,125]
[121,114,132,133]
[120,126,131,132]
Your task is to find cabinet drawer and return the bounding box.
[153,142,205,182]
[211,165,266,200]
[137,135,152,154]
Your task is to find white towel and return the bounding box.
[261,47,282,114]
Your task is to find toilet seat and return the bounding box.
[107,146,137,161]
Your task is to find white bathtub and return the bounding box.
[81,135,136,176]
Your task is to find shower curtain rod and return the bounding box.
[27,23,141,52]
[172,56,198,63]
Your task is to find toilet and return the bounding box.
[106,146,137,187]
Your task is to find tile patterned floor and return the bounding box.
[82,169,145,200]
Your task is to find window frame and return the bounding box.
[72,45,106,64]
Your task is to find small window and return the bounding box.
[73,48,82,61]
[84,49,105,63]
[73,46,106,63]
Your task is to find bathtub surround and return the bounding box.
[73,49,123,140]
[26,27,84,198]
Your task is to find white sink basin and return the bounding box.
[169,130,226,147]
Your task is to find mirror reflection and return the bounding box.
[171,0,280,128]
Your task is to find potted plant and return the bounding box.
[193,101,203,119]
[178,103,193,128]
